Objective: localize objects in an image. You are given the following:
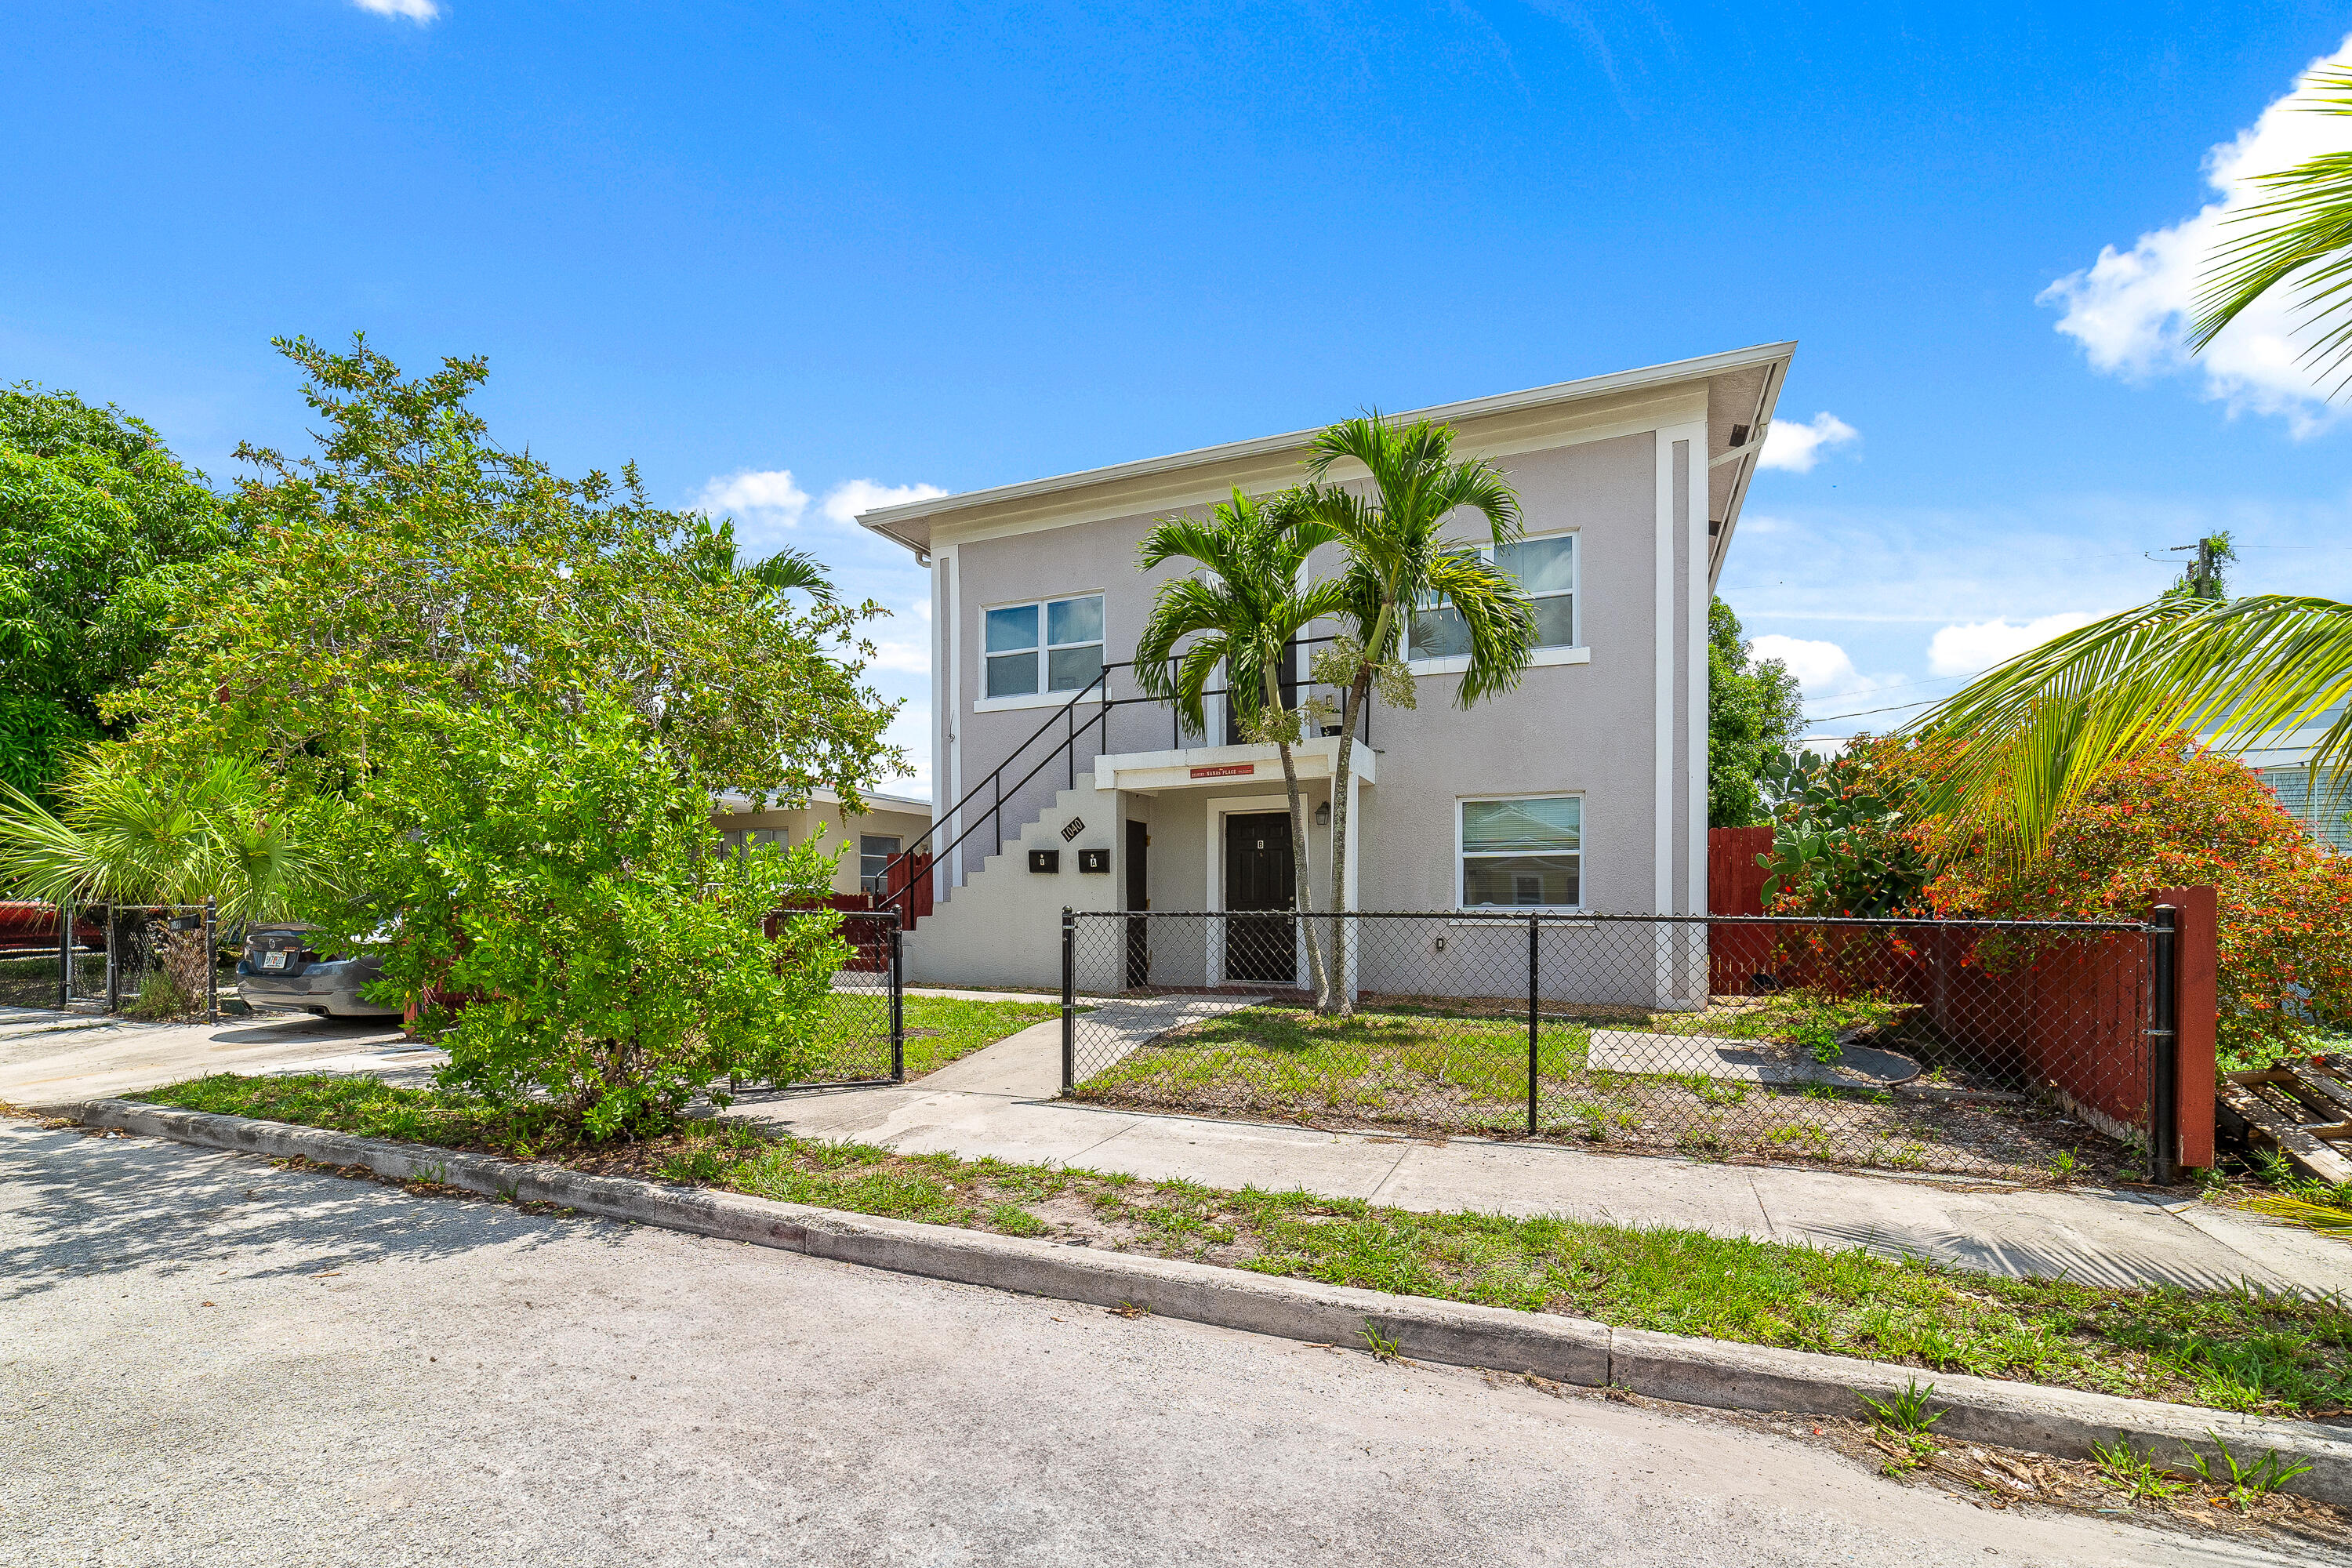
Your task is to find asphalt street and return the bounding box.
[0,1118,2309,1567]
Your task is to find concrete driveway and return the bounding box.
[0,1008,439,1110]
[0,1118,2299,1568]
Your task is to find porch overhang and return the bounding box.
[1093,736,1375,794]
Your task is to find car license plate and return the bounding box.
[262,951,288,971]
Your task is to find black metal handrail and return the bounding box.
[875,634,1369,921]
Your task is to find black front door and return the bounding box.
[1223,811,1295,985]
[1124,819,1150,989]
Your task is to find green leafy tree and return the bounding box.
[344,699,848,1138]
[114,336,901,808]
[1755,743,1929,917]
[0,383,237,788]
[1135,488,1352,1000]
[1293,415,1536,1013]
[1708,597,1804,827]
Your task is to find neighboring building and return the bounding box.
[712,788,934,902]
[2247,702,2352,853]
[856,342,1795,995]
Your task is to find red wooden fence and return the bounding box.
[1704,828,2216,1167]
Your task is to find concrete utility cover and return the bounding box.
[1584,1029,1919,1091]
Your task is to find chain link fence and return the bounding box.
[0,902,223,1018]
[749,907,906,1088]
[1060,910,2166,1183]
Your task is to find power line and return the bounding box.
[1802,695,1944,724]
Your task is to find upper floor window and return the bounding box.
[985,593,1105,698]
[1410,532,1576,659]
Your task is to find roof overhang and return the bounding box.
[859,341,1796,580]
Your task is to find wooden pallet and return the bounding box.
[2218,1057,2352,1186]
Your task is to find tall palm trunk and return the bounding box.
[1267,662,1330,1004]
[1320,597,1397,1017]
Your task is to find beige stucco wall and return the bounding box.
[711,800,933,900]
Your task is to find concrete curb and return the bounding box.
[79,1097,2352,1506]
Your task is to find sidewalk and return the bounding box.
[731,1013,2352,1298]
[9,998,2346,1297]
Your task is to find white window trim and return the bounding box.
[1412,645,1589,677]
[1454,789,1585,913]
[1406,528,1582,673]
[979,590,1106,706]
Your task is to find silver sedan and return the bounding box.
[236,924,402,1018]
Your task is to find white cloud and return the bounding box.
[2041,34,2352,431]
[1926,612,2097,678]
[820,478,947,525]
[1758,412,1859,473]
[1751,633,1865,697]
[353,0,439,20]
[865,638,931,675]
[695,468,811,527]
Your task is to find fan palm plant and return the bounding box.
[0,746,336,922]
[1293,415,1537,1012]
[1134,488,1352,1000]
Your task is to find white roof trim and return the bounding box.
[858,340,1798,553]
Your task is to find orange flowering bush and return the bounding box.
[1913,739,2352,1069]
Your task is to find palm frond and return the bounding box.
[1912,594,2352,856]
[739,546,836,601]
[2241,1194,2352,1238]
[1418,550,1541,707]
[2192,67,2352,390]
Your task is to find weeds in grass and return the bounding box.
[2186,1432,2314,1510]
[1859,1378,1944,1473]
[130,1073,2352,1421]
[2088,1435,2188,1502]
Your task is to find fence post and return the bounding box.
[2147,906,2180,1186]
[1060,908,1076,1095]
[205,896,219,1025]
[56,900,72,1008]
[1526,912,1540,1137]
[105,906,119,1013]
[888,917,906,1083]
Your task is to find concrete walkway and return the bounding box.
[9,999,2347,1298]
[736,1014,2352,1298]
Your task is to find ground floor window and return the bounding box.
[860,834,902,895]
[721,826,787,857]
[1458,795,1581,908]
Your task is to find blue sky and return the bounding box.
[9,3,2352,790]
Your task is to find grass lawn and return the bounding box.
[131,1070,2352,1424]
[1077,1000,2115,1185]
[803,992,1061,1080]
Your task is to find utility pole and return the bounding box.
[2159,532,2235,602]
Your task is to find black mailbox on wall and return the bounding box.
[1028,849,1060,873]
[1077,848,1110,874]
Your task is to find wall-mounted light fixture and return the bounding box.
[1314,801,1331,827]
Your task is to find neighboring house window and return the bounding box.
[1458,796,1581,908]
[722,826,787,858]
[985,593,1105,698]
[859,834,901,895]
[1410,532,1576,659]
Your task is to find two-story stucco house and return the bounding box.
[857,341,1794,993]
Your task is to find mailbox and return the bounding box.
[1028,849,1060,873]
[1077,848,1110,874]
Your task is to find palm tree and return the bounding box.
[1293,415,1537,1013]
[2192,66,2352,390]
[0,747,335,922]
[1916,70,2352,853]
[1912,597,2352,860]
[687,515,837,602]
[1134,489,1352,1000]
